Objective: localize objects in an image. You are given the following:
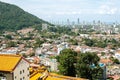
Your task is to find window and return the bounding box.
[23,70,24,73]
[20,71,22,74]
[0,73,6,79]
[20,78,22,80]
[15,76,16,79]
[23,77,25,80]
[27,67,29,70]
[27,74,29,77]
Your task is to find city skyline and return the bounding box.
[1,0,120,22]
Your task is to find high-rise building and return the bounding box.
[77,18,80,25]
[67,19,70,26]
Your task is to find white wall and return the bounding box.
[13,59,29,80]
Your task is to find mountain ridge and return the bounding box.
[0,1,50,31]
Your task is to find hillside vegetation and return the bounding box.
[0,1,49,31]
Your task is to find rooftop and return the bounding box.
[0,54,22,72]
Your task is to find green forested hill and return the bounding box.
[0,1,49,31]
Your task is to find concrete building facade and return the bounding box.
[0,54,29,80]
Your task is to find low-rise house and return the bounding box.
[42,23,48,30]
[107,65,120,78]
[40,57,58,71]
[0,54,29,80]
[0,47,18,54]
[115,50,120,61]
[17,28,34,34]
[57,42,69,55]
[100,58,113,65]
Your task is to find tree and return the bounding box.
[83,38,108,48]
[22,53,27,58]
[84,38,94,47]
[101,52,105,56]
[76,52,103,80]
[69,39,78,45]
[57,49,77,77]
[5,35,12,39]
[113,58,120,64]
[110,57,120,64]
[33,38,44,48]
[7,41,17,47]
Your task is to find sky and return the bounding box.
[1,0,120,23]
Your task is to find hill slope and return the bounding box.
[0,1,49,31]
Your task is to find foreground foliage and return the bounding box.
[57,49,103,79]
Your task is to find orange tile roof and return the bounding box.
[108,75,120,80]
[116,50,120,54]
[100,58,112,64]
[0,54,22,72]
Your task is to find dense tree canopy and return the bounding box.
[76,52,103,80]
[33,38,45,48]
[57,49,77,77]
[83,38,107,48]
[48,26,76,36]
[57,49,104,79]
[83,38,120,49]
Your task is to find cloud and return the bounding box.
[1,0,120,22]
[98,5,117,15]
[0,0,13,3]
[55,11,81,15]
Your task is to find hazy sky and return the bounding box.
[1,0,120,22]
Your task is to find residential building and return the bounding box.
[0,54,29,80]
[40,57,58,71]
[57,42,68,55]
[42,23,48,30]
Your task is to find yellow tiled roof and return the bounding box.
[46,76,63,80]
[30,72,42,80]
[46,75,87,80]
[0,54,21,72]
[30,71,87,80]
[49,73,87,80]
